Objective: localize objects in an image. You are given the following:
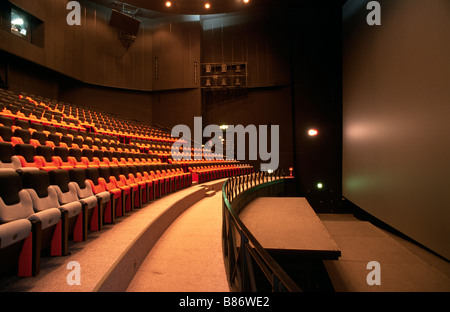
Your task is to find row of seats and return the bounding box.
[1,91,175,144]
[0,161,194,277]
[186,161,254,183]
[0,117,222,161]
[0,168,90,277]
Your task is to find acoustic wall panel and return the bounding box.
[343,0,450,260]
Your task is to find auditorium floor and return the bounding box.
[126,189,230,292]
[318,214,450,292]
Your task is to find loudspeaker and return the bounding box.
[109,9,141,37]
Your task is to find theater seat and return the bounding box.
[81,149,98,168]
[0,170,34,277]
[119,166,140,209]
[53,147,74,170]
[0,169,61,276]
[128,166,149,206]
[35,145,59,171]
[48,169,87,241]
[85,167,118,224]
[14,144,41,170]
[12,128,32,145]
[0,142,22,169]
[0,126,13,143]
[69,168,109,232]
[21,170,83,256]
[31,131,48,146]
[68,148,87,169]
[101,166,129,216]
[135,165,155,202]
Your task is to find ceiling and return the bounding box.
[87,0,348,19]
[88,0,277,17]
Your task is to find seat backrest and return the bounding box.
[49,169,79,204]
[109,166,121,180]
[85,167,101,185]
[69,168,87,189]
[0,169,23,206]
[32,131,47,145]
[68,148,82,161]
[129,165,138,176]
[119,165,130,177]
[21,170,51,198]
[30,122,44,132]
[0,116,14,128]
[15,119,30,130]
[72,136,84,147]
[82,148,94,161]
[36,145,54,162]
[54,146,70,161]
[93,150,104,160]
[48,169,71,193]
[43,124,56,134]
[14,144,36,163]
[47,133,60,146]
[0,169,35,224]
[0,126,12,142]
[0,142,14,165]
[61,135,73,147]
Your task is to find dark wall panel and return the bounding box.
[3,0,154,91]
[201,11,290,88]
[290,3,343,213]
[151,88,201,132]
[202,87,294,171]
[152,16,201,91]
[59,81,152,124]
[343,0,450,260]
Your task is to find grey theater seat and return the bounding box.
[21,170,82,256]
[68,168,109,232]
[49,169,88,241]
[0,169,61,277]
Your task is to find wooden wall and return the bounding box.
[2,0,203,92]
[201,10,291,88]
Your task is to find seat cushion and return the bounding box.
[59,201,82,218]
[0,219,32,249]
[28,207,61,230]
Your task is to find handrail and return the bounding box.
[221,170,302,292]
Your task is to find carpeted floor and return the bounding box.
[319,213,450,292]
[126,189,230,292]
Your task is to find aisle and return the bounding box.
[126,190,230,292]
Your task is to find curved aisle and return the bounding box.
[126,189,230,292]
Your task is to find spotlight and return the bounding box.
[165,1,172,7]
[243,0,250,3]
[317,182,324,189]
[308,129,319,136]
[205,3,210,9]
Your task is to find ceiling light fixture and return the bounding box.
[205,3,211,9]
[165,1,172,7]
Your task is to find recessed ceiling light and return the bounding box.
[165,1,172,7]
[205,3,210,9]
[243,0,250,3]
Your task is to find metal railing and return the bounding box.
[222,170,302,292]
